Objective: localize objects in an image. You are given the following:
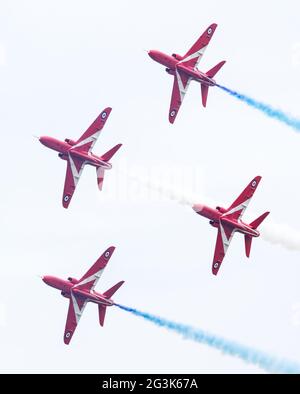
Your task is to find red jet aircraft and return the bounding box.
[42,246,124,344]
[39,108,121,208]
[193,176,269,275]
[148,23,225,123]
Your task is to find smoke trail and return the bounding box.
[115,303,300,374]
[260,221,300,250]
[127,170,300,251]
[125,170,209,207]
[217,84,300,132]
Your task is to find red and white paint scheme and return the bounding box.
[42,246,124,344]
[39,108,121,208]
[193,176,270,275]
[148,23,225,123]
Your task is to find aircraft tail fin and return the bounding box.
[244,235,253,258]
[201,61,225,107]
[100,144,122,162]
[98,281,124,327]
[206,60,226,78]
[244,212,269,257]
[96,144,122,190]
[201,84,209,107]
[250,211,270,229]
[98,305,107,327]
[96,167,105,190]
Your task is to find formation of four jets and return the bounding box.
[39,23,268,343]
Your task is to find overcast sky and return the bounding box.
[0,0,300,373]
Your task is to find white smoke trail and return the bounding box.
[260,222,300,250]
[125,170,300,252]
[123,168,210,207]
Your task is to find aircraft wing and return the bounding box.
[74,246,116,292]
[64,293,88,344]
[62,154,86,208]
[71,107,112,153]
[222,176,262,221]
[212,222,235,275]
[169,70,192,123]
[180,23,218,69]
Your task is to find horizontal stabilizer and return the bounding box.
[101,144,122,162]
[250,212,270,229]
[206,60,226,78]
[103,281,125,299]
[244,235,252,258]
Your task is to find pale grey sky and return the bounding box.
[0,0,300,373]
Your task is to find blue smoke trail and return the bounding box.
[115,303,300,374]
[217,84,300,132]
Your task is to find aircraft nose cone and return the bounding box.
[192,204,203,213]
[148,50,155,59]
[42,275,50,285]
[39,136,46,145]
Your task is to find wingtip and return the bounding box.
[254,175,262,184]
[209,23,218,30]
[64,333,72,345]
[249,176,262,188]
[105,246,116,254]
[103,106,112,112]
[100,107,112,119]
[212,261,221,275]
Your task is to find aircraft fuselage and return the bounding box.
[193,204,260,238]
[42,275,114,306]
[39,136,112,169]
[148,50,216,86]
